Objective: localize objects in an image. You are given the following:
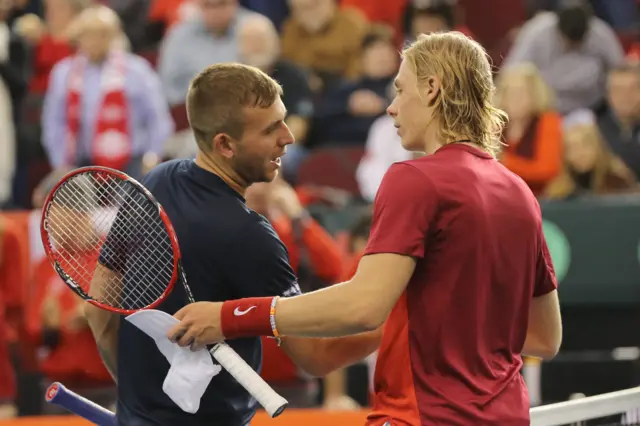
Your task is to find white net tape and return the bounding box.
[530,387,640,425]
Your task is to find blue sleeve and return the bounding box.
[225,216,302,299]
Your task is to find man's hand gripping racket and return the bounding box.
[40,166,288,418]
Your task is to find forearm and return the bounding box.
[85,305,120,381]
[284,328,382,377]
[96,334,118,382]
[276,280,380,338]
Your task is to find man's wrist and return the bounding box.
[220,297,275,340]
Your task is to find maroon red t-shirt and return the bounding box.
[364,143,557,426]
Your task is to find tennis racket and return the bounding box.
[40,166,288,417]
[45,382,116,426]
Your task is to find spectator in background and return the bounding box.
[147,0,191,41]
[244,179,355,410]
[0,0,26,208]
[503,0,624,115]
[239,0,289,30]
[341,0,407,43]
[403,0,474,43]
[598,64,640,180]
[13,0,90,209]
[494,63,563,195]
[356,84,412,202]
[314,27,398,146]
[238,14,314,183]
[15,0,92,95]
[0,217,20,419]
[281,0,368,93]
[158,0,258,105]
[42,5,174,180]
[545,109,638,199]
[108,0,152,52]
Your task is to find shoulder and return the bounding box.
[163,17,203,42]
[50,57,73,77]
[336,7,368,32]
[236,7,261,22]
[124,53,156,76]
[141,159,188,186]
[239,212,284,247]
[280,16,300,36]
[521,12,557,36]
[510,12,555,47]
[590,16,618,39]
[378,161,438,198]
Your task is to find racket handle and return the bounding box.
[45,382,117,426]
[209,342,288,417]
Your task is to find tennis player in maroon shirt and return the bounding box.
[168,32,563,425]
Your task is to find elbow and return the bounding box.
[354,309,386,334]
[348,293,388,334]
[83,303,118,338]
[301,362,335,378]
[535,342,561,360]
[542,334,562,359]
[525,334,562,360]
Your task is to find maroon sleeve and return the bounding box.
[364,163,438,258]
[533,229,558,297]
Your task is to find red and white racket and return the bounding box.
[40,166,288,417]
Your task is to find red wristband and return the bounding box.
[221,297,274,340]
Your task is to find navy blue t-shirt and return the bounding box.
[114,159,301,426]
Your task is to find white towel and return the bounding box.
[125,309,221,413]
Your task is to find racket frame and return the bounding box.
[40,166,181,315]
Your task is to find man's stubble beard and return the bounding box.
[232,153,271,186]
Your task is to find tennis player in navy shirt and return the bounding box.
[84,63,380,426]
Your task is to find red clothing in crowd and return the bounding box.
[25,256,111,384]
[29,34,74,94]
[260,214,344,384]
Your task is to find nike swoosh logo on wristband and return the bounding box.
[234,306,257,316]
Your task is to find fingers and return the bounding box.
[176,327,197,348]
[166,321,189,343]
[173,305,191,321]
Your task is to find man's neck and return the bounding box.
[195,151,247,196]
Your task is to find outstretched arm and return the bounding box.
[275,253,414,338]
[168,163,433,350]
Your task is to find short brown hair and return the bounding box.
[186,63,283,152]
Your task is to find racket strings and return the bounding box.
[45,171,175,311]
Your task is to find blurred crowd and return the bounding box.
[1,0,640,419]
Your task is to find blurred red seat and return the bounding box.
[170,103,189,132]
[297,147,365,196]
[139,49,159,69]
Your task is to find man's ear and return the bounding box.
[423,75,441,107]
[213,133,236,159]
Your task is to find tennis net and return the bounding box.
[529,387,640,425]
